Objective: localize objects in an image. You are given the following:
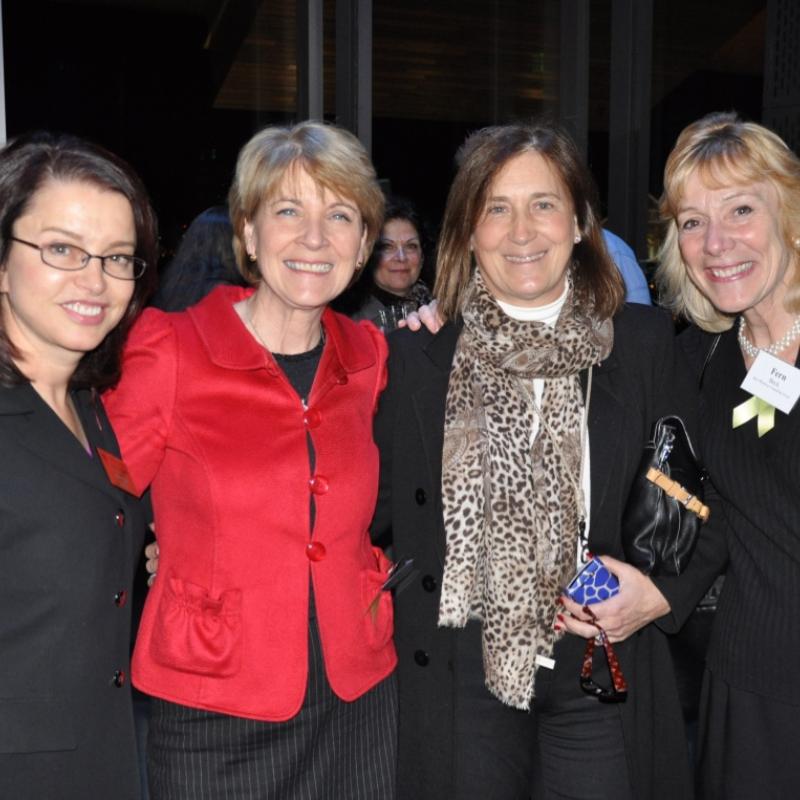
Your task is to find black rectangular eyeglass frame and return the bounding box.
[10,236,146,280]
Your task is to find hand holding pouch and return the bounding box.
[563,558,628,702]
[564,557,620,606]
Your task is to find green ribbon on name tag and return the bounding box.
[732,395,776,437]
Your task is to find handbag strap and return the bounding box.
[646,466,710,521]
[698,333,722,390]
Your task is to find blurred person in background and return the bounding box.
[335,195,433,331]
[152,205,247,312]
[602,228,652,305]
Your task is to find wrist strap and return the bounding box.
[580,606,628,702]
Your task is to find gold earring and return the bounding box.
[248,253,257,262]
[794,237,800,249]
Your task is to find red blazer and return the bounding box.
[104,285,396,721]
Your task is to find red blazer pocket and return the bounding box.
[150,576,243,677]
[360,547,395,651]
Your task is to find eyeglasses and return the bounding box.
[579,606,628,703]
[376,239,421,259]
[10,236,147,280]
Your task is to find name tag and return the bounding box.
[740,351,800,414]
[535,654,555,670]
[96,448,139,495]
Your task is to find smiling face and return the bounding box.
[373,218,423,296]
[471,150,578,307]
[243,166,368,314]
[0,179,136,377]
[676,171,794,319]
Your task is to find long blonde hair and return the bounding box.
[657,112,800,331]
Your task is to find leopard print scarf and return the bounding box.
[438,269,613,709]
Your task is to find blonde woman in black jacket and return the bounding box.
[658,112,800,800]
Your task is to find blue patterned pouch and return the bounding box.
[564,557,620,605]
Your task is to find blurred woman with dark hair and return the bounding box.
[336,195,433,330]
[153,205,247,312]
[0,131,157,799]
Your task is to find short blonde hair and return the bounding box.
[228,121,385,283]
[657,112,800,332]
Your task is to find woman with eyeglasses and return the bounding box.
[373,121,705,799]
[0,132,157,799]
[336,196,433,330]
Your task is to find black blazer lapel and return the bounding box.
[0,384,127,502]
[409,323,460,565]
[584,351,627,542]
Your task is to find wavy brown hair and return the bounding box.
[434,121,624,321]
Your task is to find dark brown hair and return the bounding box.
[0,131,158,389]
[366,194,433,285]
[434,121,624,321]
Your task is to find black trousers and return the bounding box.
[532,639,634,800]
[147,615,397,800]
[453,623,633,800]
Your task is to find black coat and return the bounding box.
[0,384,144,800]
[374,304,716,800]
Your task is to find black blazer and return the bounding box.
[0,384,144,800]
[374,304,719,800]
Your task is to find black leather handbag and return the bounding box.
[621,415,709,576]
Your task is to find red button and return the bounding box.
[309,475,329,495]
[306,542,327,561]
[114,511,125,527]
[335,373,348,385]
[114,590,128,607]
[303,408,322,429]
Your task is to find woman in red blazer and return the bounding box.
[104,122,397,799]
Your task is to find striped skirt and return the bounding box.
[147,616,397,799]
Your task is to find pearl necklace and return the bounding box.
[737,315,800,358]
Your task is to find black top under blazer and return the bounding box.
[0,384,144,800]
[373,304,721,800]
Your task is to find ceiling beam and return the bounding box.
[204,0,262,102]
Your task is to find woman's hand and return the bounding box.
[399,299,443,334]
[145,535,159,587]
[558,555,670,643]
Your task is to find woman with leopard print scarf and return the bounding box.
[373,122,713,799]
